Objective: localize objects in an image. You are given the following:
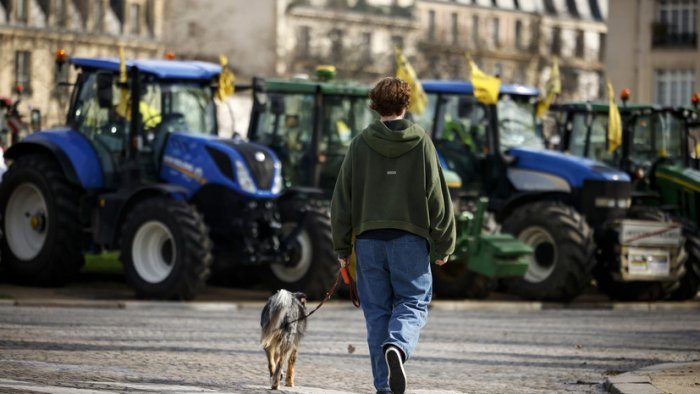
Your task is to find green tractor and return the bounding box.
[246,71,531,299]
[547,101,700,299]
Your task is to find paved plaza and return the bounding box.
[0,302,698,393]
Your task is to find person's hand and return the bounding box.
[434,256,449,266]
[338,257,349,268]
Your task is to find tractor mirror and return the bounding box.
[30,109,41,131]
[96,72,114,108]
[457,97,473,118]
[270,94,286,115]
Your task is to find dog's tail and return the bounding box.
[260,290,295,348]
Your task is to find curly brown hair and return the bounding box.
[368,77,411,117]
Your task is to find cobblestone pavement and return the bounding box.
[0,303,698,394]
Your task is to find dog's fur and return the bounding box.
[260,289,307,389]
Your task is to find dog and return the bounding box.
[260,289,307,389]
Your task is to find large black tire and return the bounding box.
[594,206,681,301]
[265,202,336,300]
[501,201,595,301]
[0,154,84,285]
[669,225,700,301]
[432,261,494,299]
[120,198,212,300]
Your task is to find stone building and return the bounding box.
[0,0,165,128]
[416,0,608,101]
[606,0,698,106]
[163,0,419,82]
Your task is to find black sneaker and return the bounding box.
[385,346,406,394]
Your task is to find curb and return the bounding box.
[605,373,663,394]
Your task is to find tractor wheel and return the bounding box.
[266,202,336,300]
[432,261,494,299]
[0,154,84,285]
[669,230,700,300]
[594,207,680,301]
[501,201,595,301]
[120,198,212,300]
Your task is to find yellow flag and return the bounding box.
[467,55,500,105]
[395,47,427,115]
[607,81,622,154]
[536,57,561,118]
[217,55,235,101]
[115,45,130,119]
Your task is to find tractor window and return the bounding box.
[318,94,375,191]
[254,93,315,186]
[411,93,440,134]
[140,81,217,137]
[320,95,373,155]
[631,112,684,165]
[497,94,543,151]
[570,112,613,163]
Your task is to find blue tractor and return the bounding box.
[0,57,336,300]
[416,81,686,301]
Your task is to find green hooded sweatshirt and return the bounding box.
[330,119,456,259]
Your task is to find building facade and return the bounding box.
[0,0,165,128]
[163,0,419,82]
[416,0,608,101]
[607,0,698,106]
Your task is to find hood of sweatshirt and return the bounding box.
[361,119,425,158]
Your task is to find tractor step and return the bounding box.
[466,234,532,278]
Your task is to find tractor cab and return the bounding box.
[67,58,219,187]
[248,70,376,195]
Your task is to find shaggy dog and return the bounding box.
[260,289,307,389]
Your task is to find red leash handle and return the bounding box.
[341,266,360,308]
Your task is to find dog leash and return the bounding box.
[286,267,360,326]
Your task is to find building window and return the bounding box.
[392,35,404,50]
[654,69,695,106]
[93,0,103,32]
[129,3,141,35]
[551,26,562,55]
[15,51,31,94]
[330,28,343,63]
[451,12,458,45]
[654,0,698,47]
[55,0,65,27]
[599,32,606,61]
[491,18,500,48]
[471,15,479,47]
[362,32,372,59]
[428,9,435,40]
[575,29,585,57]
[16,0,28,23]
[297,26,311,57]
[514,20,523,49]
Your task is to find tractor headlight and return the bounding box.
[235,160,257,193]
[271,171,283,194]
[594,197,631,208]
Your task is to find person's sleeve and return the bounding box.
[330,145,353,258]
[426,142,456,258]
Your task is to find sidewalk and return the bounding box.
[606,361,700,394]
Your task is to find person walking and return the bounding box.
[331,77,456,394]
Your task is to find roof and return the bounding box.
[264,78,370,96]
[69,58,221,80]
[421,80,540,97]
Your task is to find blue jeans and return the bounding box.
[355,233,432,392]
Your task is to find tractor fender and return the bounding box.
[95,184,190,248]
[5,130,105,189]
[494,191,572,224]
[4,141,81,186]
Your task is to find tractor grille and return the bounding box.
[219,140,275,190]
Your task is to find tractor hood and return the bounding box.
[159,132,282,198]
[508,148,630,189]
